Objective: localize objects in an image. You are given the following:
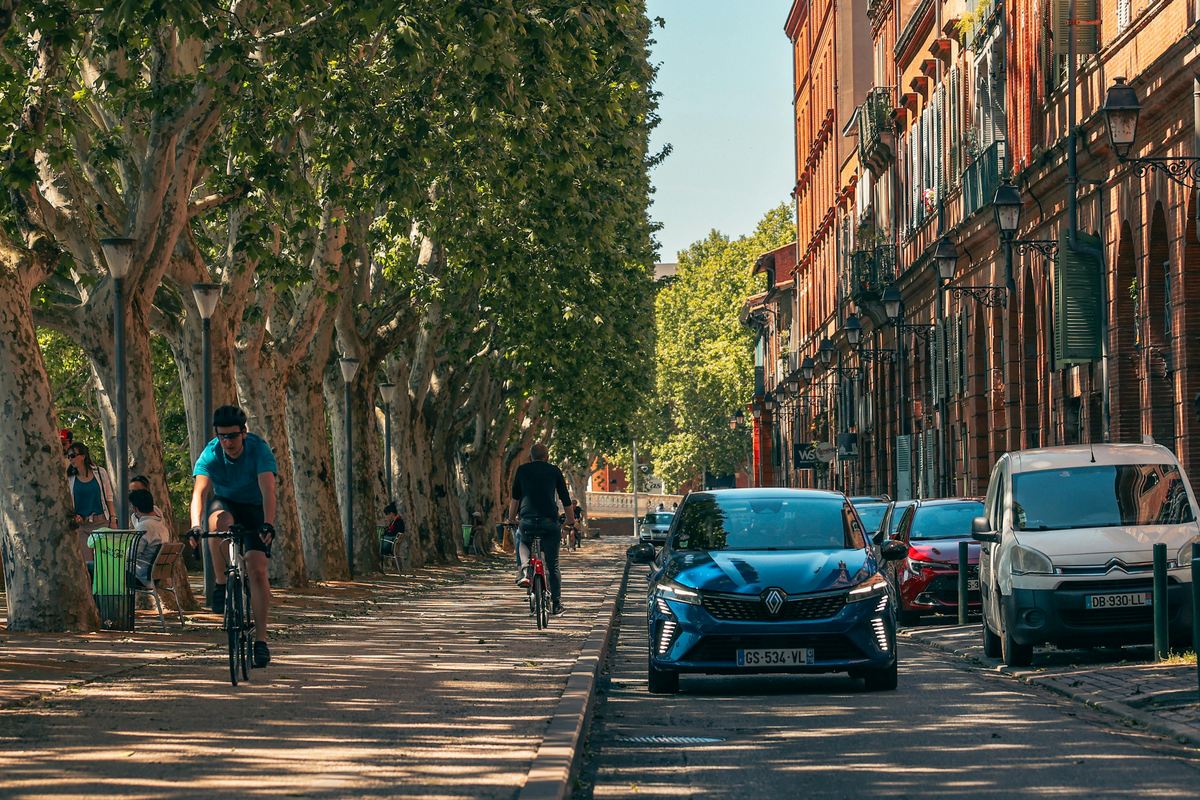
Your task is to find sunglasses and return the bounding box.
[215,431,244,441]
[67,452,83,458]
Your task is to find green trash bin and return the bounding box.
[86,529,143,631]
[462,524,473,549]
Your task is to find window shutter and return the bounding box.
[931,320,943,404]
[935,85,945,199]
[1053,230,1104,365]
[896,434,913,501]
[924,429,938,498]
[1117,0,1130,31]
[1053,0,1099,56]
[913,432,926,498]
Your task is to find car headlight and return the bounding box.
[848,572,888,600]
[1010,544,1053,575]
[905,556,943,573]
[1176,539,1200,567]
[654,579,701,605]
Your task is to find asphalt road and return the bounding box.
[576,578,1200,799]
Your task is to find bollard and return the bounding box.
[958,540,969,626]
[1153,542,1169,661]
[1192,555,1200,699]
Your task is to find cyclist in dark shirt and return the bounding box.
[507,443,575,615]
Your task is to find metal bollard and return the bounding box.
[1153,542,1169,661]
[958,540,969,626]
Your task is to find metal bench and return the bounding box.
[132,541,186,631]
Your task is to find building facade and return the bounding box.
[749,0,1200,497]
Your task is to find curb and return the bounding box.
[519,561,630,800]
[901,630,1200,748]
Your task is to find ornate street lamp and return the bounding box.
[100,237,134,528]
[993,180,1023,240]
[801,356,816,382]
[191,281,221,598]
[844,313,862,347]
[339,356,360,577]
[818,337,835,366]
[1103,76,1200,189]
[882,284,902,322]
[933,236,958,284]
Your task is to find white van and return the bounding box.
[973,444,1200,666]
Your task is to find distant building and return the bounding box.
[654,262,678,283]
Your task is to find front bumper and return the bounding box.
[1004,574,1195,647]
[901,564,982,613]
[647,589,896,675]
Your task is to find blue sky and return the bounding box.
[646,1,795,262]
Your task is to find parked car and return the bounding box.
[852,501,890,540]
[974,444,1200,667]
[638,511,675,546]
[874,499,917,545]
[627,488,905,694]
[883,498,984,625]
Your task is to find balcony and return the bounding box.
[857,87,895,175]
[846,244,898,302]
[961,140,1004,223]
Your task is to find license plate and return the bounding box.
[736,648,813,667]
[1085,592,1152,609]
[967,579,980,591]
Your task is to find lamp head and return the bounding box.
[933,236,958,283]
[882,284,902,322]
[751,406,762,420]
[992,179,1023,238]
[379,382,398,404]
[763,396,776,413]
[191,283,222,320]
[1103,76,1141,160]
[801,356,816,382]
[844,313,863,346]
[818,337,834,366]
[339,356,361,384]
[99,237,135,279]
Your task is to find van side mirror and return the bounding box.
[626,542,657,564]
[879,539,907,561]
[972,516,1000,544]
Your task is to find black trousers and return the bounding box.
[518,516,562,604]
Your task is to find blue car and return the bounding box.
[627,488,906,694]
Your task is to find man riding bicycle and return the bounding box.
[187,405,277,668]
[507,443,575,616]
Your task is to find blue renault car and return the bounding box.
[627,488,906,694]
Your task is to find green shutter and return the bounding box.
[896,435,913,501]
[1052,0,1099,57]
[1053,230,1104,366]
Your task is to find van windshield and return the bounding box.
[1011,464,1196,531]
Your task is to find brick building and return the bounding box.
[749,0,1200,497]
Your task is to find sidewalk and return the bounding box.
[0,541,628,798]
[901,622,1200,745]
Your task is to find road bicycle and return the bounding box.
[508,523,552,630]
[201,526,255,685]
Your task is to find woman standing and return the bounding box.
[67,443,116,556]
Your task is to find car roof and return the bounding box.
[701,488,846,500]
[911,497,984,507]
[1009,443,1177,474]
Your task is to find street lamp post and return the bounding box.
[933,236,958,498]
[339,356,360,577]
[750,406,763,487]
[100,237,134,528]
[379,382,397,501]
[191,282,221,599]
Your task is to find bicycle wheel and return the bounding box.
[226,576,242,686]
[540,583,550,629]
[239,580,252,680]
[532,574,546,630]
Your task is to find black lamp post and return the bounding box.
[379,382,397,502]
[100,237,134,528]
[191,282,221,599]
[993,180,1022,294]
[339,356,360,577]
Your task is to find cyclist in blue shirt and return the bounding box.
[187,405,278,668]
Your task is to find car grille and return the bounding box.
[1061,607,1156,627]
[684,634,865,662]
[701,592,847,621]
[927,572,981,605]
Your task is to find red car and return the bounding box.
[884,498,984,625]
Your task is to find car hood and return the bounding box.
[909,539,979,564]
[663,549,877,595]
[1012,523,1200,563]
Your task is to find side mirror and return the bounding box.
[872,528,887,546]
[626,542,656,564]
[880,539,907,561]
[972,516,1000,544]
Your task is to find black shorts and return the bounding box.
[207,496,271,557]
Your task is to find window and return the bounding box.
[1117,0,1131,31]
[671,494,866,551]
[909,501,986,540]
[1011,464,1196,530]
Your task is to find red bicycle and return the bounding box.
[508,523,551,629]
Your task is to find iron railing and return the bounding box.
[857,87,896,172]
[846,244,898,300]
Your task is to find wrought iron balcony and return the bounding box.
[857,87,896,174]
[846,244,898,301]
[961,140,1004,222]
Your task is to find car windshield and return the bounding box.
[855,503,888,533]
[671,494,866,551]
[910,502,984,540]
[1012,464,1197,531]
[645,513,673,525]
[888,502,915,534]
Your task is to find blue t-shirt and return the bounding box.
[72,475,104,517]
[193,433,277,505]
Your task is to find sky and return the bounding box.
[646,1,796,263]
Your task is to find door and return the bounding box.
[979,457,1005,626]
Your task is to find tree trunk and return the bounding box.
[286,344,348,581]
[0,260,99,631]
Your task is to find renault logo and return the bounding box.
[762,588,786,616]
